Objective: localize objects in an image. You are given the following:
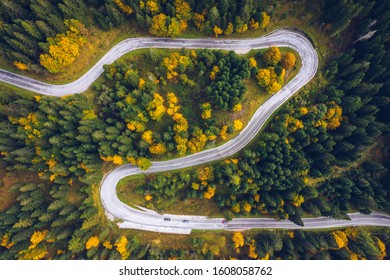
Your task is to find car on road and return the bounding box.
[164,218,171,221]
[182,220,189,223]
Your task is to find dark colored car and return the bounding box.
[182,220,189,223]
[164,217,171,221]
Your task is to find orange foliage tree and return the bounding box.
[281,52,297,70]
[14,61,28,70]
[85,236,100,250]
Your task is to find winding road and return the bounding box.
[1,29,389,234]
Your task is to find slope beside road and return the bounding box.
[1,29,389,234]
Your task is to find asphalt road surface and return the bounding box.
[1,29,389,234]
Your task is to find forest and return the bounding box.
[0,0,271,73]
[0,0,389,260]
[119,0,389,226]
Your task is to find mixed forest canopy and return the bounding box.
[0,0,389,260]
[0,0,271,73]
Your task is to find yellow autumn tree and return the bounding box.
[142,130,153,145]
[150,13,168,36]
[224,22,234,35]
[40,36,82,73]
[210,65,220,80]
[40,20,87,73]
[166,92,177,105]
[263,46,281,66]
[193,13,205,30]
[325,105,343,130]
[220,125,228,140]
[332,231,348,249]
[167,17,182,38]
[187,128,208,153]
[162,52,191,80]
[242,201,252,213]
[136,157,152,170]
[19,246,48,260]
[203,186,216,199]
[146,0,159,13]
[197,166,213,181]
[191,182,200,190]
[249,57,257,68]
[233,120,243,131]
[248,239,258,259]
[148,93,167,121]
[257,67,283,94]
[103,241,113,249]
[14,61,28,70]
[149,142,166,155]
[300,107,309,116]
[167,92,181,115]
[213,26,223,38]
[86,236,100,250]
[232,202,241,213]
[375,237,387,259]
[249,19,259,30]
[201,102,212,120]
[233,103,242,112]
[285,116,304,132]
[292,194,305,207]
[1,234,13,249]
[175,0,192,21]
[268,81,282,94]
[138,78,146,89]
[260,12,270,29]
[256,68,271,87]
[127,120,146,132]
[175,135,188,155]
[173,113,188,133]
[232,232,245,252]
[115,235,129,260]
[112,155,124,165]
[236,23,248,34]
[114,0,134,14]
[29,230,48,250]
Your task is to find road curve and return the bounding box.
[1,29,389,234]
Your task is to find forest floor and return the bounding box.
[0,171,43,211]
